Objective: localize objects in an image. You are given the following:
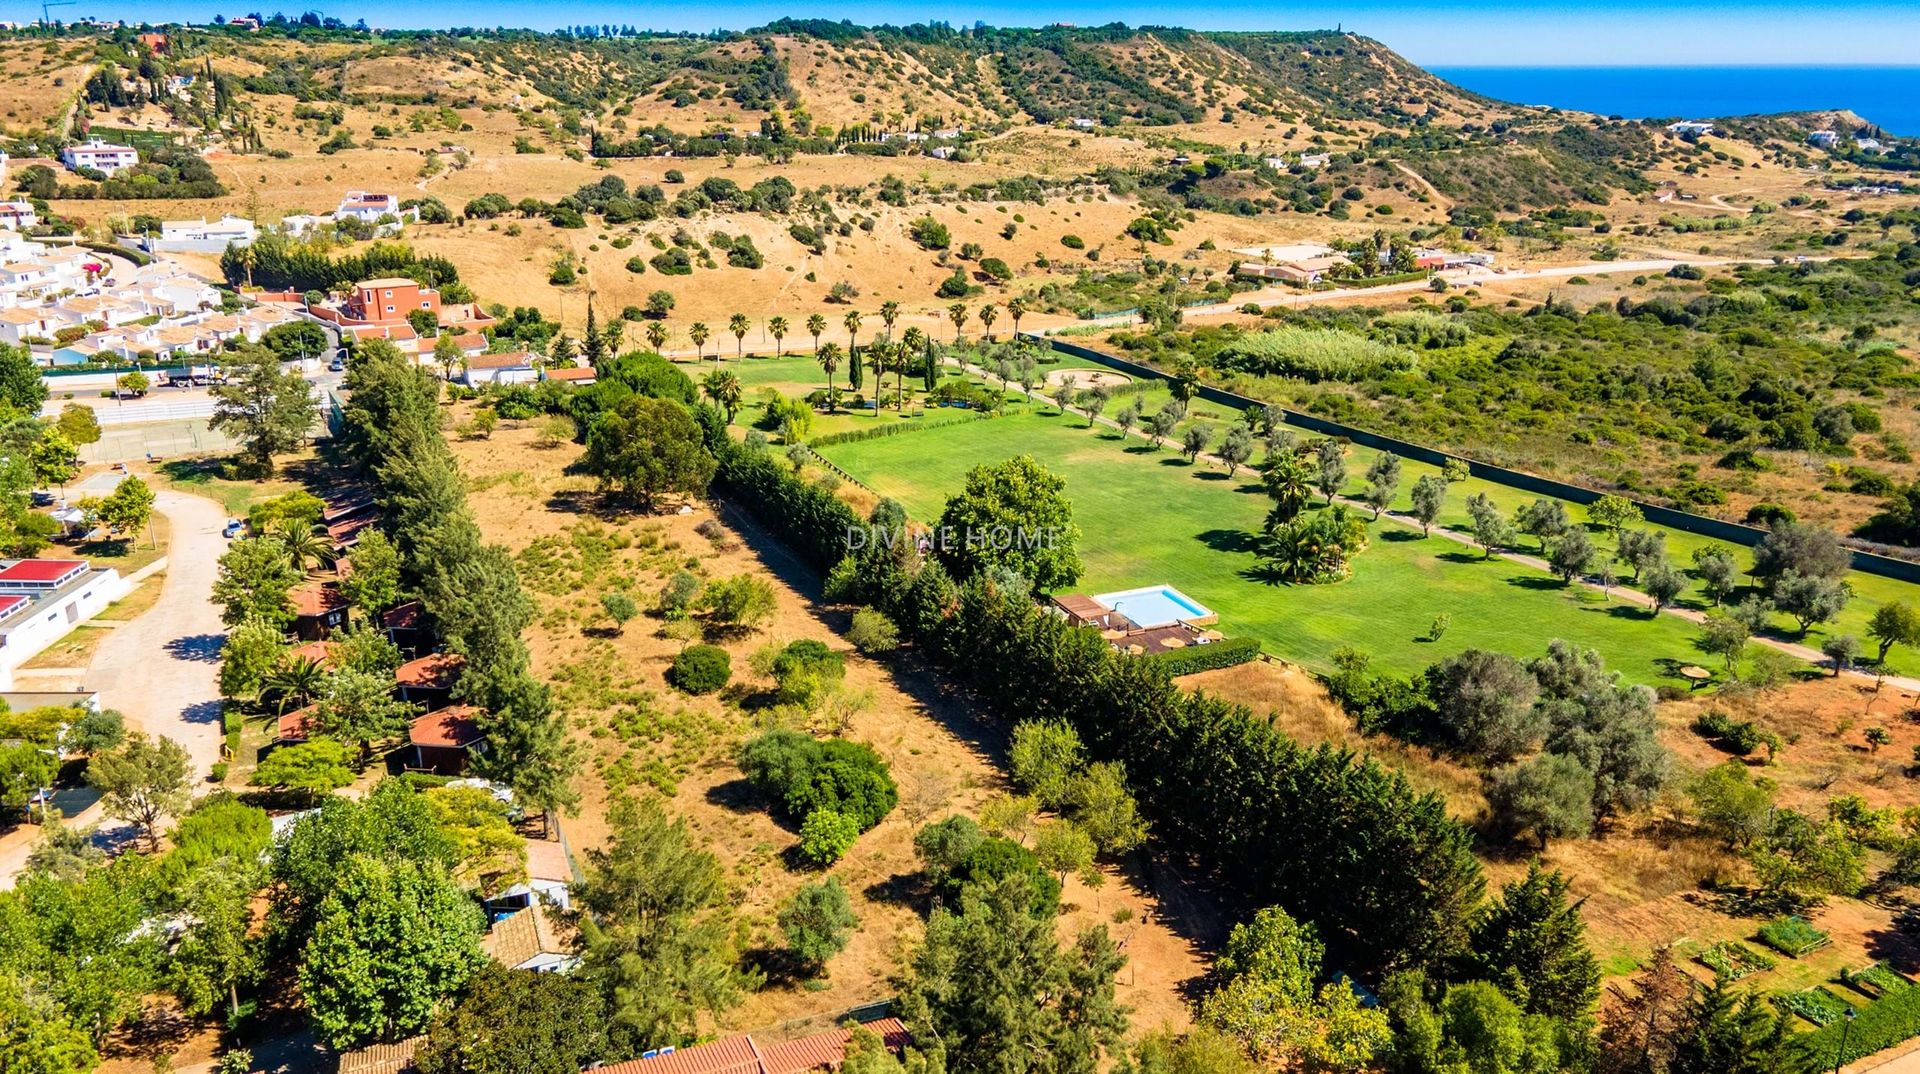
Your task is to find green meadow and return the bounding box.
[816,407,1920,683]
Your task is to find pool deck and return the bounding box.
[1091,584,1218,629]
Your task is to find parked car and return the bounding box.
[223,519,245,539]
[328,355,345,372]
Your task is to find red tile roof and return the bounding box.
[543,366,596,381]
[0,559,87,585]
[289,581,348,619]
[408,705,483,749]
[336,1036,422,1074]
[395,652,463,689]
[593,1020,910,1074]
[277,704,318,743]
[467,351,535,370]
[381,599,424,631]
[286,640,338,667]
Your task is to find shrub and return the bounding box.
[846,608,899,653]
[1148,637,1260,675]
[798,809,861,865]
[909,216,950,250]
[770,638,845,707]
[668,644,731,694]
[739,727,897,830]
[1060,234,1086,250]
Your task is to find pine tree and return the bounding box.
[1464,861,1600,1020]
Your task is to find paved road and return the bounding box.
[0,485,227,887]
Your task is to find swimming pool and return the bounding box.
[1093,585,1216,629]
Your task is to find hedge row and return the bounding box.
[808,410,988,449]
[1802,979,1920,1065]
[711,432,1484,975]
[1147,636,1263,676]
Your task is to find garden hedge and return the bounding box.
[1802,981,1920,1066]
[1148,636,1262,676]
[711,427,1484,976]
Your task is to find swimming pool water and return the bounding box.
[1094,585,1212,629]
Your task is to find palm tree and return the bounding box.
[867,341,889,414]
[879,300,900,341]
[902,326,931,392]
[645,320,669,352]
[689,321,710,361]
[728,313,750,359]
[1006,296,1026,337]
[278,521,334,573]
[769,315,789,355]
[843,309,863,359]
[806,313,827,354]
[702,369,743,423]
[947,302,968,342]
[979,303,999,340]
[265,656,326,715]
[817,342,843,412]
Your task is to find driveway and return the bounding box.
[87,485,229,776]
[0,484,228,887]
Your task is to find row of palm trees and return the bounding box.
[657,296,1030,362]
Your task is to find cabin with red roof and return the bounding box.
[593,1018,911,1074]
[407,705,484,774]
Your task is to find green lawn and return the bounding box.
[818,410,1920,684]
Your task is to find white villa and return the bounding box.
[61,138,140,176]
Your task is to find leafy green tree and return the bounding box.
[1771,570,1850,635]
[1218,426,1254,477]
[341,530,403,615]
[1313,440,1346,503]
[97,475,155,545]
[1067,762,1147,857]
[1261,450,1314,528]
[209,346,320,474]
[1514,498,1569,552]
[914,815,986,885]
[219,616,287,701]
[416,963,610,1074]
[168,865,265,1024]
[1410,474,1446,536]
[299,855,486,1049]
[1199,906,1391,1068]
[1008,719,1085,810]
[1487,754,1596,849]
[55,403,102,447]
[87,733,192,852]
[581,396,716,509]
[29,431,80,493]
[1751,520,1850,586]
[213,536,304,626]
[1428,650,1543,761]
[699,574,777,629]
[423,785,526,897]
[270,779,459,942]
[0,974,97,1074]
[1466,493,1514,558]
[1699,613,1751,676]
[1034,820,1099,887]
[251,738,356,802]
[1587,494,1642,536]
[1687,761,1775,848]
[1644,562,1687,613]
[935,455,1082,592]
[573,797,748,1054]
[898,872,1127,1074]
[1364,451,1401,519]
[799,809,862,865]
[0,343,49,416]
[1692,546,1741,607]
[312,669,420,762]
[1464,862,1599,1020]
[1869,601,1920,664]
[779,877,859,974]
[1549,528,1596,585]
[601,591,639,634]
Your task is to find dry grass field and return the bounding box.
[444,408,1212,1036]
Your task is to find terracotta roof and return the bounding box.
[381,599,424,631]
[467,351,535,370]
[525,836,572,884]
[395,652,463,690]
[543,366,596,382]
[328,513,378,546]
[277,704,318,743]
[286,640,337,668]
[408,705,483,749]
[480,901,575,968]
[289,581,347,619]
[593,1019,911,1074]
[336,1036,422,1074]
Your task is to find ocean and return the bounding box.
[1427,65,1920,137]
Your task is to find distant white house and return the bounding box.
[0,557,131,689]
[146,214,259,252]
[1261,155,1288,170]
[1808,130,1839,148]
[1068,117,1097,130]
[459,351,538,387]
[1856,137,1883,152]
[1666,121,1716,136]
[0,152,9,189]
[929,146,957,161]
[1299,152,1332,169]
[61,138,140,176]
[0,201,37,230]
[335,191,402,223]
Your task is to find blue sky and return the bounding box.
[54,1,1920,66]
